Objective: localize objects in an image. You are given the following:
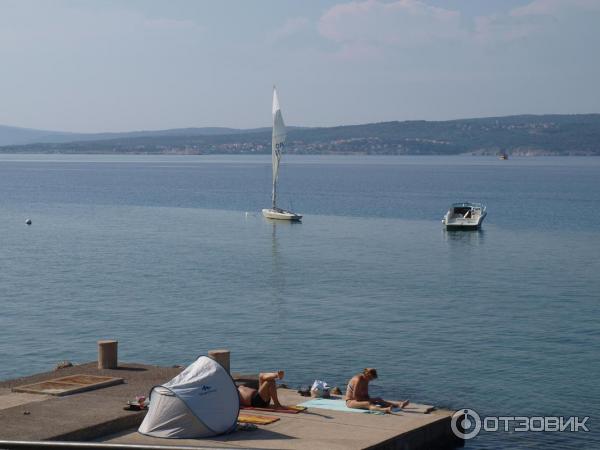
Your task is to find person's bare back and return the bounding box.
[345,368,409,413]
[346,374,369,402]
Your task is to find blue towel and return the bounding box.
[298,398,374,414]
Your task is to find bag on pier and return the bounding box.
[138,356,239,438]
[310,379,331,398]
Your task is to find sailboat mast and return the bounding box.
[272,90,277,209]
[272,168,277,209]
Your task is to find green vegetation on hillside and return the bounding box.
[1,114,599,156]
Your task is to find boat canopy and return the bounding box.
[451,202,485,209]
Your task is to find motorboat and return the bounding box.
[442,202,487,230]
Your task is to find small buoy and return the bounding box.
[25,219,32,225]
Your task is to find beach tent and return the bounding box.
[138,356,239,438]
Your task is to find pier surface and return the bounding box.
[0,362,461,449]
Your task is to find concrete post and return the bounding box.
[208,349,230,373]
[98,340,118,369]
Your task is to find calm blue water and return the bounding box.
[0,155,598,449]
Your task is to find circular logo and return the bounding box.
[451,408,482,440]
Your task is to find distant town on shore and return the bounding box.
[1,113,599,156]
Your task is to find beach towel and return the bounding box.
[238,414,280,425]
[299,398,435,414]
[241,405,305,414]
[299,398,370,413]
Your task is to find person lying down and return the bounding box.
[238,371,288,409]
[345,368,409,413]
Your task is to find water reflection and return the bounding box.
[269,221,285,307]
[268,219,302,297]
[270,220,280,262]
[443,228,485,247]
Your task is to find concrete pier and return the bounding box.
[0,362,462,449]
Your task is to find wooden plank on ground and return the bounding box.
[12,374,123,396]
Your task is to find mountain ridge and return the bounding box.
[0,124,274,146]
[1,114,599,156]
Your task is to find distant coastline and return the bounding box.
[1,113,599,156]
[0,150,595,157]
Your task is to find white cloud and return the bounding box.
[510,0,600,17]
[318,0,465,48]
[0,4,204,54]
[473,13,542,43]
[317,0,600,58]
[270,17,310,41]
[474,0,600,44]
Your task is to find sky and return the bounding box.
[0,0,599,132]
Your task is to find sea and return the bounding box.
[0,154,598,449]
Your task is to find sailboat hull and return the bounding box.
[262,208,302,221]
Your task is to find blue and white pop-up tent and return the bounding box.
[138,356,239,438]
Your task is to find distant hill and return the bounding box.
[0,125,269,146]
[1,114,599,155]
[0,125,77,146]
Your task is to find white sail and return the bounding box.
[271,87,286,208]
[261,87,301,220]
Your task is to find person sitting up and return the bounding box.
[345,368,409,413]
[238,371,286,409]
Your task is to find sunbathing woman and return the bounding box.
[238,371,286,409]
[345,368,409,413]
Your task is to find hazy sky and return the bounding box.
[1,0,599,132]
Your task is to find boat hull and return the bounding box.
[443,210,487,230]
[445,223,483,230]
[262,208,302,221]
[442,203,487,230]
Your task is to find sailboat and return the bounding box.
[262,87,302,221]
